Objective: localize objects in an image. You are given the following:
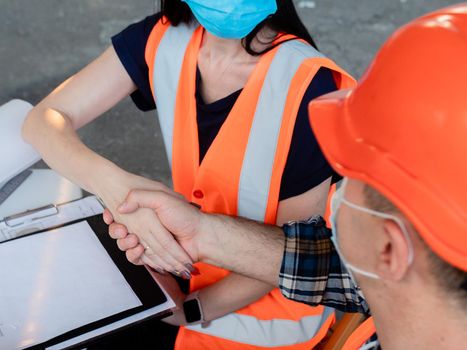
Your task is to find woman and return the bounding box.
[22,0,355,349]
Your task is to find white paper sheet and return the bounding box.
[0,221,142,350]
[0,100,41,185]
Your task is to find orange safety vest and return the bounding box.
[342,317,378,350]
[145,18,356,350]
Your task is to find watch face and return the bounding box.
[183,299,202,323]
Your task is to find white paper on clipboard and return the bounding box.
[0,221,143,350]
[0,221,177,350]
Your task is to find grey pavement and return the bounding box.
[0,0,456,185]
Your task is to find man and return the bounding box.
[106,4,467,349]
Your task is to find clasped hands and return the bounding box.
[102,187,204,280]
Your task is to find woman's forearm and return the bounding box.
[199,273,274,322]
[22,46,139,203]
[22,106,125,195]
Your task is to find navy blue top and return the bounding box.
[112,14,340,201]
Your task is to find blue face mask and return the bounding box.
[182,0,278,39]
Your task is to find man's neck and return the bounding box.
[370,285,467,350]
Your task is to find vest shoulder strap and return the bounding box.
[239,40,347,222]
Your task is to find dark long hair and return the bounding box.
[160,0,318,55]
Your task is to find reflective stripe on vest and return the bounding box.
[238,40,325,221]
[153,22,197,167]
[186,305,335,347]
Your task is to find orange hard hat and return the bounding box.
[309,4,467,272]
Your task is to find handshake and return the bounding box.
[103,187,207,280]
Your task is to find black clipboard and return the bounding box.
[5,214,172,350]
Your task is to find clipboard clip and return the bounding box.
[4,204,59,228]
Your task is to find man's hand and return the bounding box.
[105,190,205,274]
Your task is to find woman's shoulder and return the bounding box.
[111,13,163,68]
[110,13,164,112]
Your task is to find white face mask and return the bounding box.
[329,178,414,284]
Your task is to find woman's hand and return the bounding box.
[103,209,146,264]
[104,209,169,273]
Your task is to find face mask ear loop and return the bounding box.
[330,179,381,280]
[340,198,415,266]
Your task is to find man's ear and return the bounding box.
[376,219,411,281]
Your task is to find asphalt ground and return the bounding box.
[1,0,456,184]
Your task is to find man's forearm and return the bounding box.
[198,214,284,286]
[196,213,369,314]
